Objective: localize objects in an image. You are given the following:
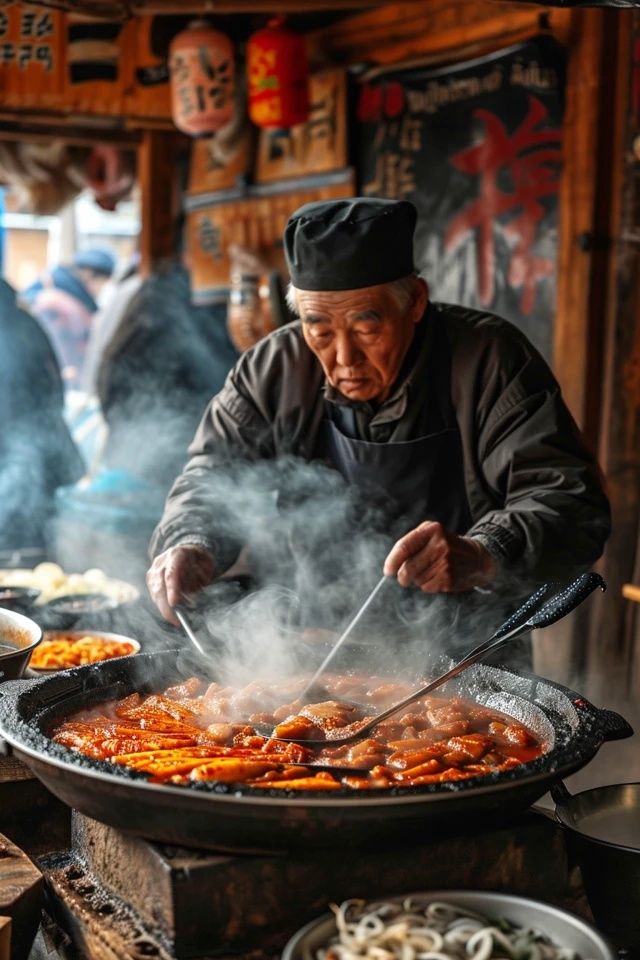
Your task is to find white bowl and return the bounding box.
[282,890,615,960]
[0,606,42,681]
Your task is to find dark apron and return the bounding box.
[323,419,471,536]
[317,330,532,668]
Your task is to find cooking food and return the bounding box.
[0,563,137,605]
[31,632,138,670]
[314,898,591,960]
[51,675,544,791]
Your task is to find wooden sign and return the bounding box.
[64,14,133,115]
[123,15,171,121]
[0,10,170,120]
[188,126,254,196]
[0,3,65,110]
[255,68,348,184]
[186,170,355,304]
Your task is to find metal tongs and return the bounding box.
[263,572,606,747]
[174,604,210,660]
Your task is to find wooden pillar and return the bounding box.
[554,9,621,446]
[138,130,179,277]
[585,9,640,701]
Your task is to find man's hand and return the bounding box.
[383,521,496,593]
[146,545,216,623]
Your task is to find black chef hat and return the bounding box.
[284,197,417,291]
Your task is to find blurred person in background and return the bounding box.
[71,246,117,308]
[0,280,83,551]
[95,260,240,495]
[25,246,116,389]
[51,244,284,583]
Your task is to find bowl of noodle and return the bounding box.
[282,891,615,960]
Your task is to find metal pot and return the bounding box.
[0,651,632,853]
[0,607,42,682]
[552,780,640,953]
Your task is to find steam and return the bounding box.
[162,454,539,689]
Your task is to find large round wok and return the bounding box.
[0,650,632,852]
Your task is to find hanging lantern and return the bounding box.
[247,18,309,129]
[169,20,235,137]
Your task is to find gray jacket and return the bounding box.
[150,302,610,582]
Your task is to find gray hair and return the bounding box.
[286,274,421,317]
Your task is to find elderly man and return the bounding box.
[147,198,610,623]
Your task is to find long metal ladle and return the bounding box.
[298,575,389,703]
[263,572,606,747]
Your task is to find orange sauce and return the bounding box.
[50,676,545,790]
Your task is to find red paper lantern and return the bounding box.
[247,18,309,129]
[169,20,235,137]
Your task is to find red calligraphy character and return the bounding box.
[445,95,562,314]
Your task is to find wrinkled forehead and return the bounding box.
[295,284,396,320]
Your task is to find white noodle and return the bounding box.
[310,899,595,960]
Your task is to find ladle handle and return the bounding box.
[355,573,606,735]
[550,780,573,806]
[523,572,605,630]
[492,582,557,638]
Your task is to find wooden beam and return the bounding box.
[0,119,140,149]
[139,130,180,277]
[308,1,571,67]
[23,0,415,14]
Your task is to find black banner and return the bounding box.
[356,35,566,358]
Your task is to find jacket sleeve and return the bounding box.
[463,325,611,582]
[148,349,276,566]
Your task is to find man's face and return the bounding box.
[297,279,428,404]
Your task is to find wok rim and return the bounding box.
[0,651,623,808]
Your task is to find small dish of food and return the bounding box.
[0,563,139,606]
[0,563,139,628]
[29,630,140,672]
[282,891,615,960]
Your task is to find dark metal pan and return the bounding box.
[552,780,640,953]
[0,651,632,853]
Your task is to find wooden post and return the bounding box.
[139,130,179,277]
[586,8,640,700]
[0,834,43,960]
[553,9,621,445]
[534,11,634,694]
[0,918,9,960]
